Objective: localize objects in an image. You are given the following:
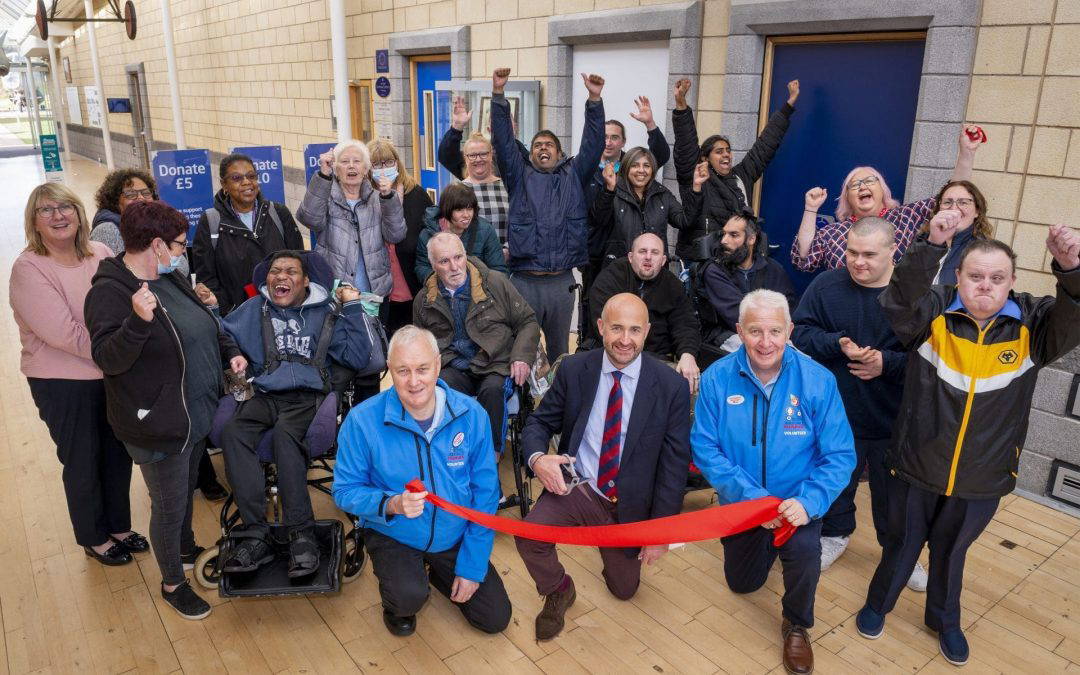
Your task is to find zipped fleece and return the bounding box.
[84,257,240,455]
[880,239,1080,499]
[690,346,856,520]
[220,283,372,395]
[332,381,500,582]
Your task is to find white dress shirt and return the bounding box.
[575,351,641,496]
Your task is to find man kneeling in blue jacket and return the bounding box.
[692,289,855,675]
[333,325,511,637]
[218,250,372,578]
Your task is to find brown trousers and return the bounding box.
[515,484,642,599]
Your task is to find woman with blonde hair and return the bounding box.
[367,137,432,334]
[9,182,144,567]
[792,126,984,272]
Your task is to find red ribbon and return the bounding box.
[405,479,796,548]
[965,125,988,144]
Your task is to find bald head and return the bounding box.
[598,293,650,368]
[628,232,667,280]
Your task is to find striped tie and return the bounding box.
[597,371,622,500]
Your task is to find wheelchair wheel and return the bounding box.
[193,545,222,590]
[342,529,365,583]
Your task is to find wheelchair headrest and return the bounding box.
[251,250,335,292]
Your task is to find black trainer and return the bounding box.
[223,537,274,573]
[161,581,211,620]
[180,545,206,571]
[288,529,321,578]
[382,609,416,636]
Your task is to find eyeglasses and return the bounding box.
[464,152,491,160]
[847,176,880,191]
[165,237,187,252]
[226,172,258,184]
[35,203,76,218]
[121,188,154,200]
[940,198,974,209]
[371,160,397,170]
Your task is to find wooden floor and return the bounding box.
[2,154,1080,674]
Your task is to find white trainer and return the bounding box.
[819,535,850,571]
[906,562,928,592]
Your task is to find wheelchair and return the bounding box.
[502,382,535,518]
[192,389,367,596]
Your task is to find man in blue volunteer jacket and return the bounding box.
[217,250,373,578]
[692,289,855,675]
[333,325,511,637]
[491,66,606,360]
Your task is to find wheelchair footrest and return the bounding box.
[219,519,343,598]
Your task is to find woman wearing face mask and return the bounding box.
[589,146,708,264]
[414,182,508,283]
[671,77,800,262]
[85,200,246,621]
[91,168,191,278]
[10,183,145,569]
[919,180,994,285]
[366,138,432,335]
[192,153,304,316]
[793,127,984,272]
[297,139,405,305]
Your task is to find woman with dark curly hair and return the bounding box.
[918,180,994,285]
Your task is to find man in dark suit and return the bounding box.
[515,293,692,641]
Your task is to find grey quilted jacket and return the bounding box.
[296,172,406,297]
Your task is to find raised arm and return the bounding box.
[670,78,699,184]
[793,187,828,268]
[571,73,607,188]
[490,68,527,197]
[735,79,798,182]
[436,95,471,178]
[1029,225,1080,365]
[950,124,984,183]
[296,169,332,234]
[878,237,951,349]
[629,95,671,169]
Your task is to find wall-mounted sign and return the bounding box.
[84,85,102,128]
[231,145,285,205]
[65,86,82,125]
[152,148,213,240]
[375,76,391,98]
[375,49,389,73]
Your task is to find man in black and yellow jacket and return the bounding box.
[855,217,1080,667]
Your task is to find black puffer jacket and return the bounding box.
[589,177,701,263]
[192,191,303,315]
[84,257,241,456]
[672,103,794,261]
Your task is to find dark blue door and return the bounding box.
[757,38,925,294]
[413,59,451,202]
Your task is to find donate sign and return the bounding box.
[153,149,213,240]
[304,142,336,184]
[232,145,285,205]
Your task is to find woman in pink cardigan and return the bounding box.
[9,182,146,566]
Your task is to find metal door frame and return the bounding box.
[125,62,153,169]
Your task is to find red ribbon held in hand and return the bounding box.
[965,125,988,144]
[405,479,796,547]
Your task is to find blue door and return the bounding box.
[413,59,452,202]
[757,37,925,294]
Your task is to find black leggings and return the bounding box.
[27,378,133,548]
[138,440,204,585]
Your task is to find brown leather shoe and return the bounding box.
[535,576,576,640]
[782,619,814,674]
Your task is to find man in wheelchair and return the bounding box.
[412,232,540,503]
[218,250,373,578]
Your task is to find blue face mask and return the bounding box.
[372,167,399,183]
[157,253,185,275]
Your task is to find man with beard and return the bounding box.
[586,232,702,393]
[696,211,796,362]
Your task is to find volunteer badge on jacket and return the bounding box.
[783,394,806,436]
[727,394,744,405]
[447,432,466,468]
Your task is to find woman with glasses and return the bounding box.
[10,183,145,569]
[439,96,516,256]
[792,126,984,272]
[192,153,304,316]
[367,138,432,335]
[919,180,994,285]
[91,168,190,277]
[85,200,245,621]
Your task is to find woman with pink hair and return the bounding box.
[792,126,984,272]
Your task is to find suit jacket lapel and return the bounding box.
[567,350,603,456]
[621,357,657,465]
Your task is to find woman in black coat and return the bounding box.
[589,146,707,265]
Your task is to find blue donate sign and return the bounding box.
[304,142,336,184]
[232,145,285,205]
[153,149,213,240]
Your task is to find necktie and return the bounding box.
[597,371,622,500]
